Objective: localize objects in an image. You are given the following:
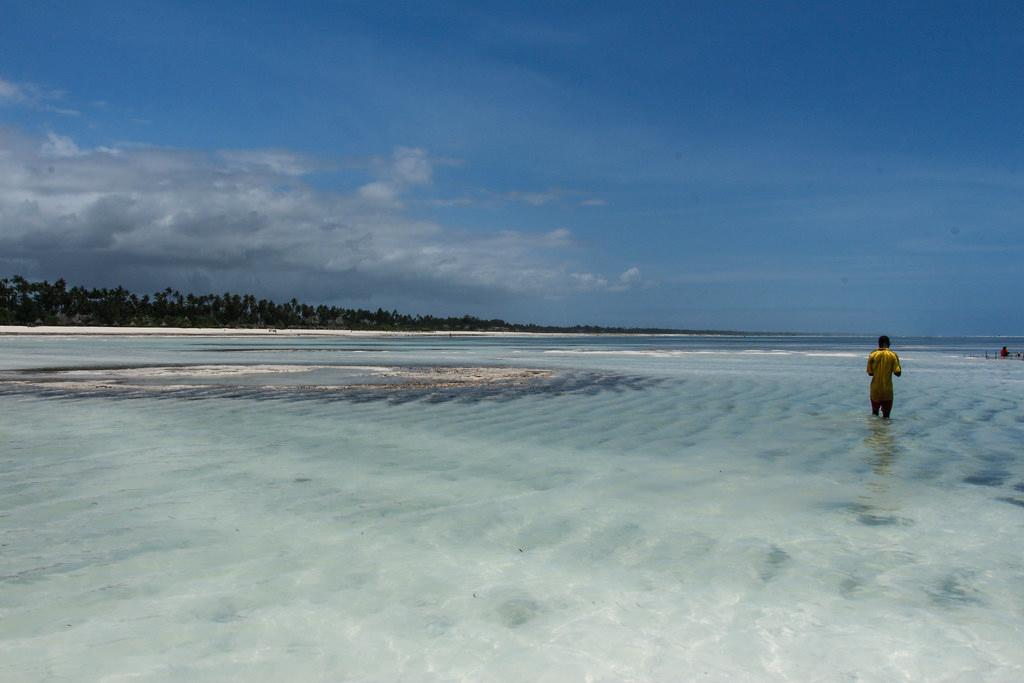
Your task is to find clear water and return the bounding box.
[1,334,1023,682]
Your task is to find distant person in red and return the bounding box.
[1000,346,1009,358]
[867,335,902,418]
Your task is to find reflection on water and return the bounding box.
[856,418,911,526]
[865,418,898,477]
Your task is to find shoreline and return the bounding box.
[0,325,756,338]
[0,325,565,338]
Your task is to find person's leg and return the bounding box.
[880,400,893,418]
[871,399,881,416]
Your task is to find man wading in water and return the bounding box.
[867,335,902,418]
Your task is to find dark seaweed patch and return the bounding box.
[927,573,983,607]
[857,513,912,527]
[197,347,388,353]
[838,576,862,598]
[962,472,1008,487]
[995,497,1024,509]
[496,598,541,628]
[820,501,872,515]
[0,370,663,406]
[758,545,791,582]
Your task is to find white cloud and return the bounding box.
[498,189,608,208]
[606,266,643,292]
[570,266,642,293]
[0,130,638,308]
[358,146,436,204]
[619,266,641,285]
[219,149,314,176]
[570,272,609,291]
[44,106,81,116]
[358,181,399,202]
[0,75,76,115]
[0,78,24,102]
[426,197,473,207]
[503,188,562,206]
[390,147,432,185]
[40,132,81,158]
[541,227,572,246]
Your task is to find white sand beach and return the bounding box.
[0,325,538,337]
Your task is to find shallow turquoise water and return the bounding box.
[1,335,1023,681]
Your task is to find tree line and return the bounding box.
[0,275,721,333]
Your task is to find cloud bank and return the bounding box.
[0,130,637,311]
[0,76,79,116]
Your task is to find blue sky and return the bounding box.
[1,1,1022,333]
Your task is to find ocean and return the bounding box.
[2,333,1023,681]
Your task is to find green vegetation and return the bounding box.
[0,275,738,334]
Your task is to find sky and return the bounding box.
[1,1,1022,334]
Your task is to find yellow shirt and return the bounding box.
[867,348,902,401]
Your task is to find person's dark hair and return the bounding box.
[878,335,890,348]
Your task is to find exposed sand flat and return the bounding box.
[48,364,552,384]
[59,364,330,378]
[371,366,553,384]
[1,363,555,395]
